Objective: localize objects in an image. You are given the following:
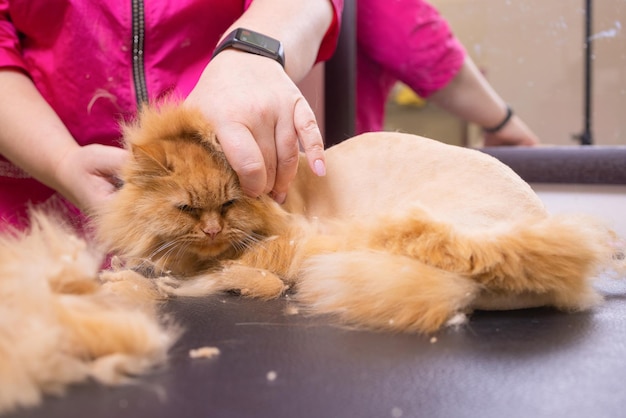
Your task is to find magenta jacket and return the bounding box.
[0,0,342,227]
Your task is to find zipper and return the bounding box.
[131,0,148,107]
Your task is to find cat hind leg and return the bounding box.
[374,211,612,311]
[470,216,611,311]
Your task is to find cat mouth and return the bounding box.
[192,239,231,256]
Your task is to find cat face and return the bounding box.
[126,139,278,263]
[98,105,286,272]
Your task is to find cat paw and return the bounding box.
[220,264,287,300]
[155,276,184,297]
[153,267,287,300]
[99,269,165,304]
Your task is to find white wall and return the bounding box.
[532,183,626,237]
[431,0,626,146]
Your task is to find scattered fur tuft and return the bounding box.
[0,210,175,414]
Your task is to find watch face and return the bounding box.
[239,29,280,53]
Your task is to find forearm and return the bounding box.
[225,0,334,82]
[428,57,509,128]
[429,57,540,146]
[0,70,79,193]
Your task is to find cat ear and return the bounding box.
[198,130,224,155]
[129,142,172,178]
[195,130,234,170]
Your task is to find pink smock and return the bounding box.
[356,0,466,134]
[0,0,342,229]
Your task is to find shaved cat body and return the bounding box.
[96,104,616,334]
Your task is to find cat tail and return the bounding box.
[380,212,615,311]
[295,250,479,334]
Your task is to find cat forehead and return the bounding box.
[160,138,229,172]
[167,164,240,202]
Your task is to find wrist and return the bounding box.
[483,105,514,133]
[48,143,82,201]
[212,28,285,68]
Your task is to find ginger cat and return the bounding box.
[97,103,617,334]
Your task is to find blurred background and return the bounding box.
[384,0,626,147]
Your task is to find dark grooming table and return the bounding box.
[8,275,626,418]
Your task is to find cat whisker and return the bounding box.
[227,231,277,256]
[149,235,196,258]
[142,235,199,270]
[157,239,195,270]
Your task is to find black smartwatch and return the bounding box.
[212,28,285,67]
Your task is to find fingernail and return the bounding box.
[314,159,326,177]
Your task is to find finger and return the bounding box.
[271,120,299,203]
[214,123,267,197]
[253,122,278,195]
[293,97,326,177]
[93,145,129,187]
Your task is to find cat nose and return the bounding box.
[202,226,222,239]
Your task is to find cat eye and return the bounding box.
[176,204,201,216]
[221,199,236,214]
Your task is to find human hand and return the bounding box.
[184,50,326,203]
[53,144,128,213]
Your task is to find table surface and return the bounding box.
[8,275,626,418]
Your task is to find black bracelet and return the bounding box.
[211,28,285,68]
[483,105,514,133]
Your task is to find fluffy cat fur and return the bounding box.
[0,211,175,414]
[97,103,620,335]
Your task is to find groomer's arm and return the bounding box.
[0,69,127,212]
[185,0,338,203]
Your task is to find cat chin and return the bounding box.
[190,241,231,258]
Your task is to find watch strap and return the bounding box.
[212,28,285,67]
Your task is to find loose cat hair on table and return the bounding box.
[0,210,176,414]
[97,103,618,334]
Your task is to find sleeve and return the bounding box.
[243,0,344,63]
[357,0,466,98]
[315,0,343,63]
[0,1,28,72]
